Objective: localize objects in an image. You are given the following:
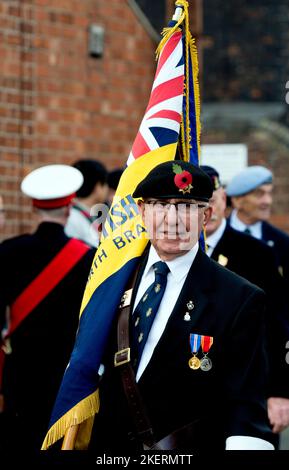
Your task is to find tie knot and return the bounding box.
[153,261,170,278]
[244,227,252,235]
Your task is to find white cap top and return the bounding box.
[21,164,83,200]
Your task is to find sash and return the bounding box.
[7,238,90,337]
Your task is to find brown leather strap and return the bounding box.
[115,267,155,448]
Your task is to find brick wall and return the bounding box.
[203,0,289,102]
[0,0,158,239]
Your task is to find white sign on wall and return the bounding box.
[200,144,248,186]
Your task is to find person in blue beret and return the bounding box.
[227,165,289,283]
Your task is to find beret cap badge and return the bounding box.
[173,163,193,194]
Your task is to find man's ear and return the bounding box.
[64,205,70,218]
[203,206,212,226]
[137,200,145,219]
[231,196,241,209]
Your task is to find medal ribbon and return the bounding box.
[190,334,201,354]
[201,335,213,353]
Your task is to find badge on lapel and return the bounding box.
[188,334,213,371]
[183,300,194,321]
[218,254,228,267]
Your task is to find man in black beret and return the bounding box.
[90,160,274,452]
[201,165,289,441]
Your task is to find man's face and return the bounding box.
[138,198,212,261]
[95,182,109,204]
[232,183,273,224]
[206,187,226,236]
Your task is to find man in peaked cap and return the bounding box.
[227,165,289,286]
[90,160,274,452]
[0,165,95,451]
[202,165,289,441]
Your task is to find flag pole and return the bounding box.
[58,1,187,451]
[61,424,79,450]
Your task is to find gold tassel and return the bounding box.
[155,0,189,59]
[41,390,100,450]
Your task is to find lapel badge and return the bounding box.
[278,265,284,277]
[267,240,274,247]
[218,254,228,267]
[119,288,132,307]
[184,300,194,321]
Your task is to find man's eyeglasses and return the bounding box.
[144,199,208,214]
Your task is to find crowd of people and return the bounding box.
[0,158,288,452]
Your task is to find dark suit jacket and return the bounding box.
[262,221,289,286]
[211,224,289,398]
[0,222,95,450]
[91,248,274,452]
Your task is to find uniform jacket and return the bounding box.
[262,221,289,286]
[91,247,274,452]
[0,222,95,450]
[211,224,289,398]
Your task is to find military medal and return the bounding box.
[188,355,201,369]
[200,335,213,371]
[188,334,201,370]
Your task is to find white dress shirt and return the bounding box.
[206,218,227,257]
[132,242,274,450]
[133,243,199,382]
[65,203,99,247]
[230,209,262,240]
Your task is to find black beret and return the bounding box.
[200,165,221,191]
[108,168,123,190]
[133,160,213,202]
[73,159,108,198]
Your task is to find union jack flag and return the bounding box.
[128,31,184,165]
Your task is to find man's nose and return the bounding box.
[262,193,272,205]
[165,204,179,224]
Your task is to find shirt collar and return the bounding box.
[230,209,262,239]
[206,218,226,250]
[144,242,199,283]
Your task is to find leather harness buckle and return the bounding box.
[114,347,131,367]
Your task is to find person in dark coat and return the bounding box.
[0,165,95,451]
[226,165,289,289]
[90,160,274,452]
[202,165,289,437]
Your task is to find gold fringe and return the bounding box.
[41,390,100,450]
[184,6,190,161]
[190,38,201,162]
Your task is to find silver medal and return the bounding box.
[200,356,212,371]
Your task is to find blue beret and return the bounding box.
[226,166,273,197]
